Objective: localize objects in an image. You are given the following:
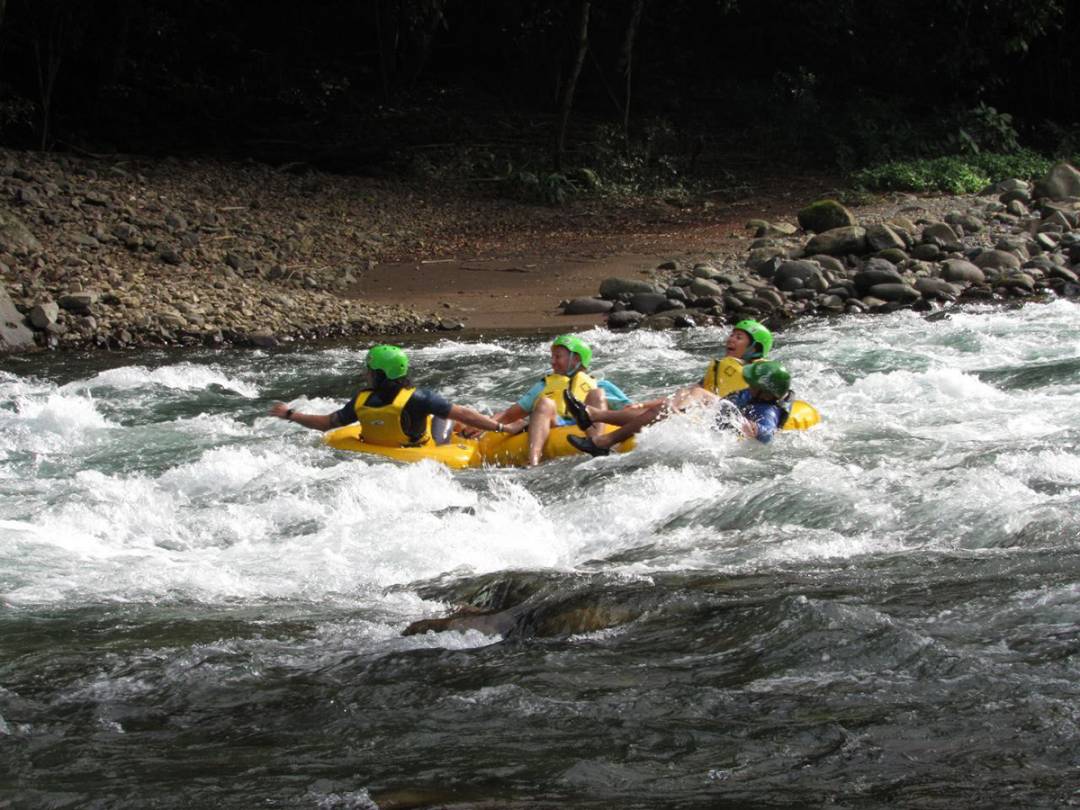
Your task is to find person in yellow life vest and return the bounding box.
[567,319,775,429]
[700,319,773,396]
[269,344,526,445]
[483,334,632,466]
[567,360,794,456]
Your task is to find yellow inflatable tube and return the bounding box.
[322,424,634,469]
[782,400,821,431]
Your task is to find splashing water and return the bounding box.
[1,301,1078,808]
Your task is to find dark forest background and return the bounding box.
[0,0,1077,193]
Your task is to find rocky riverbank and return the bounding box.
[563,163,1080,331]
[4,146,1079,357]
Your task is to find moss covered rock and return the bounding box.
[798,199,856,233]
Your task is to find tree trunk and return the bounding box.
[406,0,446,87]
[619,0,646,144]
[34,7,66,151]
[374,0,400,101]
[554,0,590,172]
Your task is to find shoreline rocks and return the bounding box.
[567,162,1080,333]
[0,148,450,354]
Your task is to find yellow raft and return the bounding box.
[323,423,635,469]
[782,400,820,431]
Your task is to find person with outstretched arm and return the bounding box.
[269,344,526,445]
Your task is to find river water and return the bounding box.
[2,301,1079,809]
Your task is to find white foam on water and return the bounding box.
[66,363,259,397]
[1,390,114,455]
[0,436,576,605]
[997,448,1080,485]
[2,299,1078,611]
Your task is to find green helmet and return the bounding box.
[552,334,592,370]
[742,360,791,398]
[733,319,773,359]
[366,344,409,380]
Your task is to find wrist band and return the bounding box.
[496,423,503,433]
[286,409,294,420]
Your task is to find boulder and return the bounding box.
[746,246,788,272]
[747,219,798,238]
[29,301,60,329]
[690,264,722,280]
[940,259,985,285]
[853,260,904,295]
[58,291,99,315]
[0,210,43,255]
[607,310,643,329]
[689,278,725,298]
[599,277,658,298]
[1033,162,1080,201]
[0,285,35,353]
[921,222,964,251]
[973,249,1022,272]
[911,243,943,261]
[561,297,613,315]
[996,272,1036,294]
[915,277,961,299]
[774,260,825,292]
[945,211,985,233]
[797,199,856,233]
[804,226,868,256]
[630,292,671,314]
[867,283,920,305]
[865,223,906,252]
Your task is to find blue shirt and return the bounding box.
[725,389,784,444]
[336,386,452,442]
[517,378,632,425]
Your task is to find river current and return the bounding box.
[2,301,1079,808]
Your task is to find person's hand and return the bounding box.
[269,402,290,419]
[503,418,528,436]
[458,424,484,439]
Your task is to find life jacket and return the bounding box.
[353,386,430,447]
[702,356,749,397]
[537,370,596,417]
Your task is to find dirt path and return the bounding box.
[356,175,840,334]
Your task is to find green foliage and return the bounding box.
[850,149,1059,194]
[0,90,34,136]
[946,102,1021,155]
[585,118,685,196]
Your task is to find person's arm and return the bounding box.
[448,404,526,436]
[515,381,545,414]
[269,400,352,432]
[746,404,782,443]
[597,379,633,410]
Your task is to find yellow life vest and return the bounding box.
[537,371,596,418]
[702,356,748,397]
[353,386,430,447]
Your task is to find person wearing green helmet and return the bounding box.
[701,319,773,396]
[269,344,526,446]
[479,334,632,466]
[566,359,793,455]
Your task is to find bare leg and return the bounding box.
[582,388,611,441]
[592,387,719,449]
[528,396,558,466]
[585,397,665,427]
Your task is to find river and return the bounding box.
[2,301,1078,808]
